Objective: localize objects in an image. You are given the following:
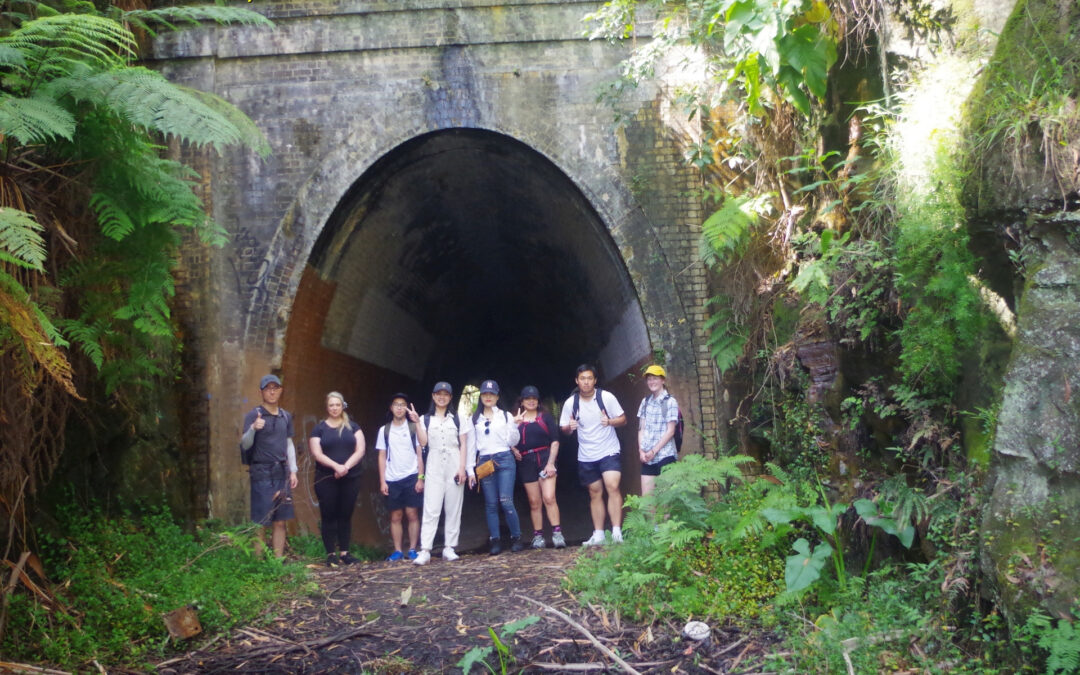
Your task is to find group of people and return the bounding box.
[239,364,681,566]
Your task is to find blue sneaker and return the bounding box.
[406,549,418,561]
[387,550,404,562]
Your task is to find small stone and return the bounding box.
[682,620,710,643]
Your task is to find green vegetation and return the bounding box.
[2,501,307,669]
[581,0,1074,669]
[458,615,541,675]
[0,0,270,553]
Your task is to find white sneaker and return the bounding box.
[582,532,606,547]
[413,550,431,566]
[612,530,624,544]
[442,547,459,561]
[552,531,566,549]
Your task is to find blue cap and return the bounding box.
[520,385,540,399]
[432,381,453,394]
[480,380,499,395]
[259,374,282,389]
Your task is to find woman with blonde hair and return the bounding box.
[308,391,366,567]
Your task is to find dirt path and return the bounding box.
[155,548,776,674]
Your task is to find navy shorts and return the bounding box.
[578,454,622,486]
[641,455,676,476]
[249,463,294,524]
[385,474,423,512]
[517,448,551,484]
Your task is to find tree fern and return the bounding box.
[704,296,747,373]
[0,93,76,143]
[0,271,77,396]
[2,14,135,90]
[0,207,47,270]
[120,5,274,37]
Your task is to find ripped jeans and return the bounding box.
[479,451,521,540]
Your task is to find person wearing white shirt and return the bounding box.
[467,380,522,555]
[376,393,425,561]
[559,365,627,546]
[412,382,468,565]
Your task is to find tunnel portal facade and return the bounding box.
[153,0,717,542]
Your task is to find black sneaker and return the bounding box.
[509,536,525,552]
[326,554,340,568]
[489,537,503,556]
[339,552,359,565]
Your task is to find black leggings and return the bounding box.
[314,472,363,553]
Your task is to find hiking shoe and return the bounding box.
[413,550,431,566]
[531,534,546,549]
[386,550,404,562]
[489,537,502,556]
[406,549,418,561]
[326,554,340,568]
[582,532,606,547]
[552,531,566,549]
[612,530,624,544]
[339,552,360,565]
[442,547,459,561]
[510,537,525,553]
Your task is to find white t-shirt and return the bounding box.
[559,389,625,462]
[376,421,418,482]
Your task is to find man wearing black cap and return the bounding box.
[240,374,298,559]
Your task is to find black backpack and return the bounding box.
[382,422,418,464]
[571,387,609,421]
[240,406,292,465]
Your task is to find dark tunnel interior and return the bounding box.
[283,128,652,549]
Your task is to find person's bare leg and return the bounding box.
[588,480,606,530]
[641,474,657,497]
[253,528,266,557]
[271,520,287,558]
[541,478,560,526]
[524,482,543,531]
[389,509,404,552]
[602,471,623,528]
[405,507,420,551]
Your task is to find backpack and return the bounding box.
[571,387,608,421]
[661,394,684,452]
[382,422,418,464]
[240,406,292,465]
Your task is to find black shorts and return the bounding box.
[385,475,423,512]
[517,448,551,484]
[641,455,676,476]
[578,454,622,486]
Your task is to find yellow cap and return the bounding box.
[644,365,666,378]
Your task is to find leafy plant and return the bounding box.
[458,615,540,675]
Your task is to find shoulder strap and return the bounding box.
[595,387,608,416]
[449,410,460,431]
[534,412,550,436]
[424,413,431,431]
[572,392,580,419]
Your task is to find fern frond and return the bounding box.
[121,5,273,37]
[50,66,266,153]
[89,193,135,240]
[0,207,47,270]
[0,270,79,397]
[699,193,773,268]
[3,14,135,87]
[0,44,27,68]
[56,317,106,369]
[0,93,76,144]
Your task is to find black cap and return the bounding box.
[480,380,499,395]
[390,392,410,404]
[520,385,540,399]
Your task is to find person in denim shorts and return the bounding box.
[559,365,627,546]
[376,393,425,561]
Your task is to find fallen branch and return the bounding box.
[242,625,377,659]
[0,551,30,645]
[515,594,642,675]
[0,662,71,675]
[530,663,607,672]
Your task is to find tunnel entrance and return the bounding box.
[281,129,652,550]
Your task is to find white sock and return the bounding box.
[593,529,604,539]
[612,526,622,538]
